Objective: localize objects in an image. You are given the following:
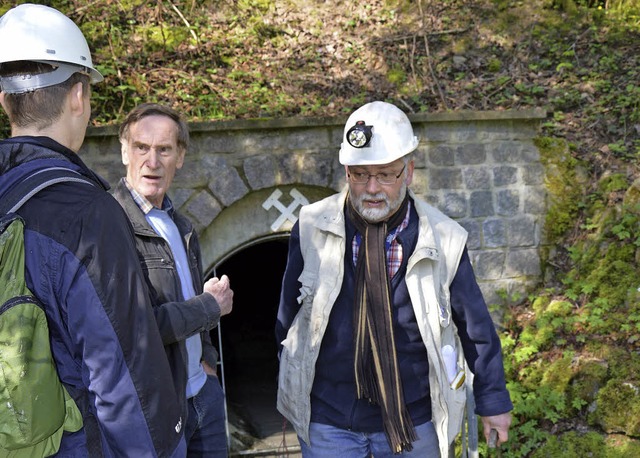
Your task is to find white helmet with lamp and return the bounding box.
[339,101,419,166]
[0,3,103,94]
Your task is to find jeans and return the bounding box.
[299,421,440,457]
[184,374,228,457]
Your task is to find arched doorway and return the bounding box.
[197,184,337,455]
[210,237,299,454]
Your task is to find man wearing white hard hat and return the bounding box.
[0,4,186,457]
[276,101,512,457]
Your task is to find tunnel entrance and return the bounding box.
[211,237,300,456]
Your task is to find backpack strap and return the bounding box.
[0,167,95,215]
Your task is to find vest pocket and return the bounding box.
[296,269,317,304]
[277,347,304,418]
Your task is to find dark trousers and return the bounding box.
[185,375,227,457]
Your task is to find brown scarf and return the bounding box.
[346,194,417,454]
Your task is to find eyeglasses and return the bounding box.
[347,165,406,185]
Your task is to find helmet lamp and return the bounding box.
[346,121,373,148]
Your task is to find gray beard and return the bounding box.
[352,184,407,223]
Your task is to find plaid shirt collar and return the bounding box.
[123,178,174,215]
[352,200,412,278]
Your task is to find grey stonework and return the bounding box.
[483,219,507,248]
[244,155,277,190]
[203,155,249,207]
[81,108,547,307]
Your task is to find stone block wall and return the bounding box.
[81,108,547,307]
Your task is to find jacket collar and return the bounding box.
[113,178,160,237]
[0,136,109,190]
[307,186,348,237]
[409,189,441,262]
[113,177,194,242]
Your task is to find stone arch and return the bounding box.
[199,184,338,274]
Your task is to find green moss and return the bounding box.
[605,435,640,458]
[532,324,556,349]
[605,349,640,381]
[517,357,545,390]
[532,431,605,458]
[525,300,576,350]
[592,380,640,436]
[584,244,637,301]
[532,295,552,315]
[387,66,406,86]
[569,357,609,411]
[545,299,574,317]
[487,57,502,73]
[535,136,586,244]
[542,354,573,393]
[586,349,640,435]
[624,179,640,207]
[598,173,630,193]
[560,171,640,339]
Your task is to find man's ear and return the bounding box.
[405,159,414,186]
[176,148,186,169]
[0,91,7,112]
[68,82,86,117]
[121,142,130,166]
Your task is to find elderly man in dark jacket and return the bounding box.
[113,103,233,458]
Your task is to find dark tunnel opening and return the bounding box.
[211,237,295,452]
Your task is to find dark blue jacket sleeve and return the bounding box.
[276,222,304,356]
[450,248,513,417]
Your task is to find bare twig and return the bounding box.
[370,27,470,44]
[483,77,513,101]
[74,0,106,15]
[422,34,448,109]
[408,37,417,91]
[166,0,199,46]
[417,0,448,109]
[397,98,414,113]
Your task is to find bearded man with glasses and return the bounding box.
[276,101,512,457]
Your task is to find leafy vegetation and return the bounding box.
[1,0,639,455]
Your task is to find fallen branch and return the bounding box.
[166,0,199,46]
[371,27,470,44]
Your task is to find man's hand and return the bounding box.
[201,360,218,376]
[204,274,233,316]
[481,412,512,446]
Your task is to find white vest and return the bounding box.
[277,188,469,457]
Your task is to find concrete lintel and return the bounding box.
[85,108,548,138]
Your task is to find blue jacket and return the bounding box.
[0,137,186,458]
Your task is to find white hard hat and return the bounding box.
[339,101,419,166]
[0,3,103,94]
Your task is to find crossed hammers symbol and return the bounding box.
[262,188,309,231]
